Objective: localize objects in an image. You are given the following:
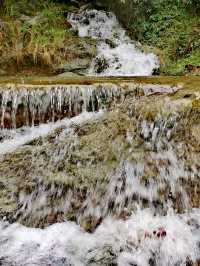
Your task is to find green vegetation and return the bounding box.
[1,0,200,75]
[0,0,96,75]
[99,0,200,75]
[137,0,200,75]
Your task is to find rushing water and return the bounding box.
[0,84,122,129]
[0,111,104,155]
[68,10,159,76]
[0,8,199,266]
[0,81,199,265]
[0,209,199,266]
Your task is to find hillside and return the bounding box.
[0,0,200,76]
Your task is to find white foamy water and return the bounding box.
[0,209,199,265]
[68,10,159,76]
[0,111,103,156]
[0,113,200,265]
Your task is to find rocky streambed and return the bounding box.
[0,77,200,265]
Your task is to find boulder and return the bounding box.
[54,58,91,74]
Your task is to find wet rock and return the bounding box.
[0,84,114,128]
[86,245,117,266]
[185,64,200,74]
[149,254,156,266]
[55,58,91,74]
[0,83,200,230]
[64,20,72,29]
[93,57,109,73]
[53,38,97,75]
[80,216,103,233]
[154,227,167,238]
[191,125,200,144]
[185,257,194,266]
[38,256,73,266]
[0,257,16,266]
[0,255,73,266]
[196,259,200,266]
[152,67,160,75]
[105,39,117,48]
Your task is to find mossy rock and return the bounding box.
[0,84,200,230]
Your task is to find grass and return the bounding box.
[105,0,200,75]
[137,1,200,75]
[1,0,200,76]
[164,49,200,75]
[0,0,94,75]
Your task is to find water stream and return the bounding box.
[0,81,199,265]
[0,84,121,129]
[68,10,159,76]
[0,8,199,266]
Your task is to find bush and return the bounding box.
[97,0,200,74]
[0,1,72,69]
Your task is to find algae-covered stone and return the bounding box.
[55,58,92,74]
[0,83,200,231]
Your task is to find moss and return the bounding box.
[140,2,200,75]
[192,99,200,109]
[164,50,200,75]
[1,81,200,228]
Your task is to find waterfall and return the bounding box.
[68,10,159,76]
[0,83,178,129]
[0,80,199,265]
[0,84,122,129]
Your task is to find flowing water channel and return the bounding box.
[0,8,200,266]
[68,10,159,76]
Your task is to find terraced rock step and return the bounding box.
[0,78,200,265]
[0,79,200,228]
[0,80,180,129]
[0,84,121,128]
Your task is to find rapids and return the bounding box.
[0,209,199,266]
[68,10,159,76]
[0,111,104,155]
[0,84,121,129]
[0,8,199,266]
[0,80,200,265]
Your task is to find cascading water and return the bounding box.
[0,80,200,265]
[0,83,177,130]
[68,10,159,76]
[0,8,198,265]
[0,84,122,129]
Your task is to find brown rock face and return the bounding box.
[0,0,4,10]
